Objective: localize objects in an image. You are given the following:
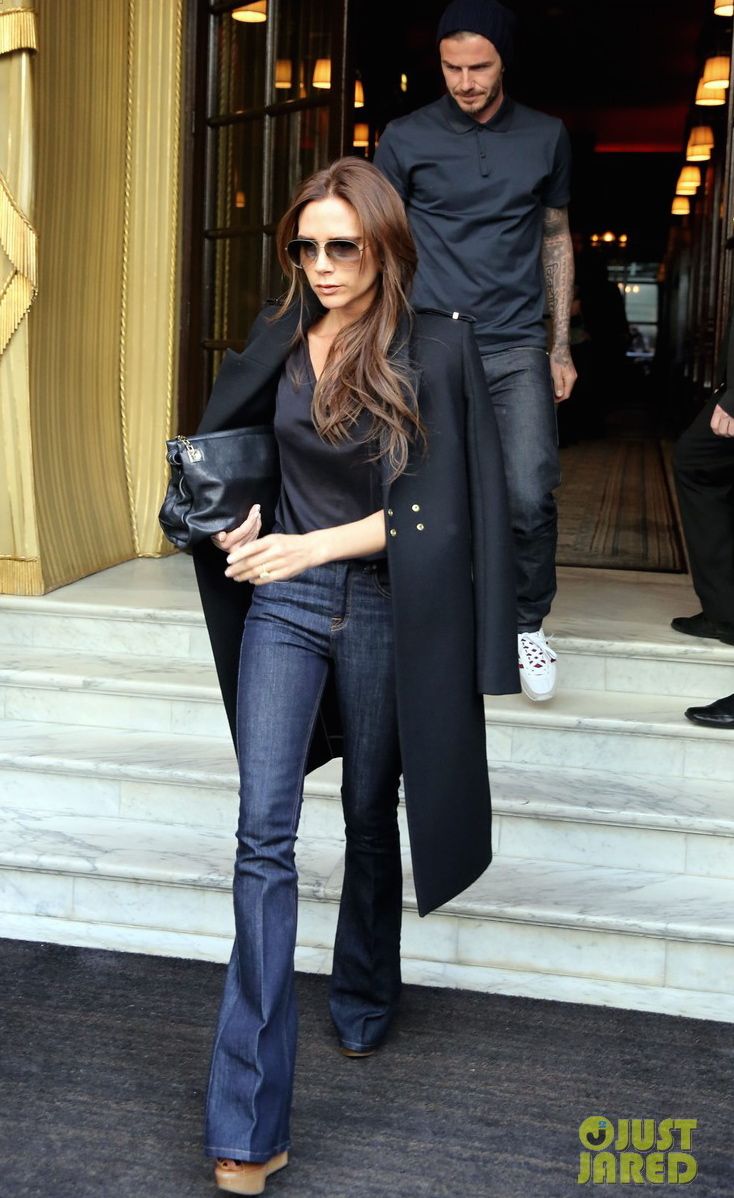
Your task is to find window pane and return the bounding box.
[210,121,265,230]
[213,9,267,117]
[270,107,331,225]
[272,0,335,105]
[210,232,263,344]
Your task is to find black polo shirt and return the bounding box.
[374,94,572,353]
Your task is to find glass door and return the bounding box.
[180,0,352,423]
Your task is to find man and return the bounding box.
[374,0,576,702]
[673,305,734,729]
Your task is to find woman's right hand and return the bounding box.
[211,504,262,554]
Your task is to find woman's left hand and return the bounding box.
[225,531,322,584]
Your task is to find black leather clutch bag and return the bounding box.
[159,426,279,550]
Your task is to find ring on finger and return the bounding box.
[259,567,272,579]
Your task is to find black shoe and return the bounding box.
[685,694,734,728]
[671,612,734,646]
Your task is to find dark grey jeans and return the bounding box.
[481,347,561,631]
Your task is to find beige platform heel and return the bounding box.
[214,1151,289,1195]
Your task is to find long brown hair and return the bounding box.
[275,157,423,480]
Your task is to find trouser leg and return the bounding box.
[482,348,561,631]
[204,579,329,1162]
[328,565,403,1051]
[674,399,734,625]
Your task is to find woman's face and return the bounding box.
[296,196,380,319]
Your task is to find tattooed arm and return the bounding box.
[542,206,577,403]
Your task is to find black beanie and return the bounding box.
[436,0,517,67]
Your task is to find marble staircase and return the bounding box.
[1,559,733,1022]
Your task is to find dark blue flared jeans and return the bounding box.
[204,560,403,1162]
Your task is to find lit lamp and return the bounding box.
[601,231,616,243]
[672,197,691,215]
[312,58,331,88]
[354,79,364,107]
[232,1,267,22]
[353,122,369,148]
[676,166,701,194]
[619,233,629,246]
[275,59,292,89]
[687,125,715,160]
[702,55,731,88]
[714,2,734,16]
[696,78,726,105]
[400,73,408,93]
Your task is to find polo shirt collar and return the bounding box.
[441,92,515,134]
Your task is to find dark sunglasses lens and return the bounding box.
[328,240,361,262]
[286,240,317,266]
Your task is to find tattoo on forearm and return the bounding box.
[542,206,574,351]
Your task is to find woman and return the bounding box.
[191,158,519,1194]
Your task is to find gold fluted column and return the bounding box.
[0,0,185,595]
[0,2,41,594]
[121,0,183,557]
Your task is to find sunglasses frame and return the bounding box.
[286,237,366,268]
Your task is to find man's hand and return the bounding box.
[711,403,734,437]
[550,344,577,404]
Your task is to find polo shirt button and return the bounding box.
[387,508,394,516]
[389,528,397,537]
[411,504,420,512]
[416,523,424,531]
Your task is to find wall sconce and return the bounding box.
[696,78,726,105]
[353,122,369,148]
[702,55,731,89]
[714,1,734,15]
[687,126,714,161]
[312,58,331,88]
[676,165,701,194]
[400,73,408,93]
[601,231,616,243]
[354,79,365,108]
[232,2,267,22]
[275,59,292,89]
[618,233,628,246]
[235,190,246,209]
[671,197,691,215]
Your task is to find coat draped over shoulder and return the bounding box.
[191,295,519,916]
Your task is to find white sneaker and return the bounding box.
[517,629,557,702]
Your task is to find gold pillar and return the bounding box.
[0,2,40,593]
[0,0,184,595]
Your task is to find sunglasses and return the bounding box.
[286,238,365,267]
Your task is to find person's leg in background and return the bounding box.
[673,398,734,641]
[482,347,561,701]
[328,563,403,1056]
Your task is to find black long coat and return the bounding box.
[192,294,519,916]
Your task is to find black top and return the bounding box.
[374,94,572,354]
[274,341,383,535]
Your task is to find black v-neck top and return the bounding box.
[273,341,383,536]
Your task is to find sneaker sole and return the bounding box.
[520,676,557,702]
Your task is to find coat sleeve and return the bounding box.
[461,322,521,695]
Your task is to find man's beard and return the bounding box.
[454,77,502,113]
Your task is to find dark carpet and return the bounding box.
[556,438,687,573]
[0,939,731,1198]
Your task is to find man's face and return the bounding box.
[440,33,504,119]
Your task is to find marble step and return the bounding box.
[1,806,733,1022]
[2,645,732,778]
[2,722,733,880]
[2,560,732,695]
[0,583,211,663]
[484,690,734,782]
